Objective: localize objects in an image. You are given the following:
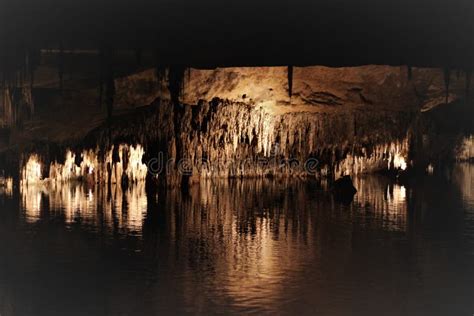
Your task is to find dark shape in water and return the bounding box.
[333,175,357,204]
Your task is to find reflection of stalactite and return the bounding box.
[443,67,451,104]
[20,181,148,233]
[287,65,293,97]
[407,66,412,81]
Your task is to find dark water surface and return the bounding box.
[1,164,474,315]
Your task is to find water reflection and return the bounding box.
[0,165,473,315]
[18,175,413,236]
[158,180,318,311]
[353,176,408,232]
[20,182,147,235]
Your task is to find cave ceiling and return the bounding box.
[1,0,473,70]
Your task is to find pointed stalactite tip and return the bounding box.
[465,69,472,99]
[443,67,451,104]
[287,65,293,98]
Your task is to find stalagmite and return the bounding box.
[21,154,42,185]
[22,144,148,186]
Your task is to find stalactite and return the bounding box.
[27,48,40,90]
[154,49,167,90]
[58,42,64,92]
[443,67,451,104]
[1,87,13,126]
[15,97,416,186]
[465,69,472,99]
[105,49,115,120]
[106,73,115,120]
[98,49,105,107]
[135,48,142,65]
[407,65,412,81]
[287,65,293,98]
[168,66,186,105]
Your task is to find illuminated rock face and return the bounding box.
[457,135,474,161]
[18,98,412,186]
[0,176,13,196]
[181,66,470,113]
[79,98,412,186]
[7,65,473,185]
[21,145,147,186]
[112,66,471,114]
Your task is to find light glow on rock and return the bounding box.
[21,144,148,186]
[393,153,407,171]
[21,184,43,223]
[0,177,13,196]
[125,145,148,182]
[21,154,43,185]
[49,151,81,182]
[457,135,474,161]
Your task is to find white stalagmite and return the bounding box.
[21,154,42,185]
[21,144,148,186]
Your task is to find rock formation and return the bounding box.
[0,61,472,187]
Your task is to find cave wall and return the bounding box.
[0,87,34,128]
[2,65,472,186]
[78,97,412,186]
[181,66,470,112]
